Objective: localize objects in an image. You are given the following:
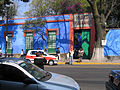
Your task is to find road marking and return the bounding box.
[45,65,120,68]
[57,62,120,65]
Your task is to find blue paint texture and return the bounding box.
[104,29,120,56]
[0,15,70,54]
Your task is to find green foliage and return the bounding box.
[25,0,51,17]
[0,0,4,17]
[52,0,91,14]
[25,0,91,16]
[22,17,47,49]
[0,0,17,19]
[24,0,50,34]
[22,18,46,31]
[60,0,83,14]
[106,0,120,28]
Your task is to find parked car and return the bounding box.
[26,50,58,65]
[0,58,80,90]
[105,70,120,90]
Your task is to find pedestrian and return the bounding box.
[0,48,2,57]
[56,47,60,60]
[21,49,24,59]
[34,52,47,70]
[37,48,39,50]
[67,53,69,63]
[69,48,74,65]
[44,48,47,52]
[36,51,41,57]
[78,48,84,62]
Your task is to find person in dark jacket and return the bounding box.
[34,52,47,70]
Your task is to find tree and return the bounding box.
[49,0,91,15]
[106,0,120,28]
[60,0,83,14]
[22,18,47,50]
[0,0,18,57]
[0,0,17,19]
[25,0,90,16]
[24,0,49,50]
[86,0,120,61]
[24,0,51,17]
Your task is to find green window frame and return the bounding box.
[48,31,56,53]
[7,33,12,54]
[25,32,33,53]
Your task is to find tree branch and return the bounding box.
[105,0,117,21]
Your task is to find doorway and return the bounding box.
[74,29,91,59]
[74,30,82,59]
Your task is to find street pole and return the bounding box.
[5,7,8,57]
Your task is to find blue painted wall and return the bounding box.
[0,15,70,54]
[104,29,120,56]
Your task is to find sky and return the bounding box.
[15,0,32,18]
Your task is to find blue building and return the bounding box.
[0,13,95,59]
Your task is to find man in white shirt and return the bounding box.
[69,48,74,65]
[0,48,2,57]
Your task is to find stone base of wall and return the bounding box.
[105,56,120,60]
[59,53,68,62]
[50,53,68,62]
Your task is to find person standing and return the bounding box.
[44,48,47,52]
[21,49,24,59]
[37,48,39,50]
[34,52,46,70]
[56,47,60,60]
[0,48,2,57]
[69,49,74,65]
[78,48,84,62]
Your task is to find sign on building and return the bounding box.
[73,13,93,28]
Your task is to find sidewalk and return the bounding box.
[57,59,120,65]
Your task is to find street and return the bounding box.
[45,64,120,90]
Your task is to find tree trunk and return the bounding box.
[91,17,107,61]
[90,0,107,61]
[41,35,47,50]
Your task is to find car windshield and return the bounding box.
[19,61,50,81]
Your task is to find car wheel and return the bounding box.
[49,60,54,66]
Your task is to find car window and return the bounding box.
[0,64,27,82]
[43,53,47,56]
[31,51,37,55]
[38,51,43,55]
[19,61,51,81]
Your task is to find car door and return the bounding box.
[0,64,38,90]
[42,52,53,60]
[30,51,37,59]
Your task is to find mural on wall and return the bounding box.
[104,29,120,56]
[82,30,90,59]
[74,33,82,49]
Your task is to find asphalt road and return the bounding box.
[44,64,120,90]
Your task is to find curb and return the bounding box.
[57,62,120,65]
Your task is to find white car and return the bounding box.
[0,58,80,90]
[26,50,58,65]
